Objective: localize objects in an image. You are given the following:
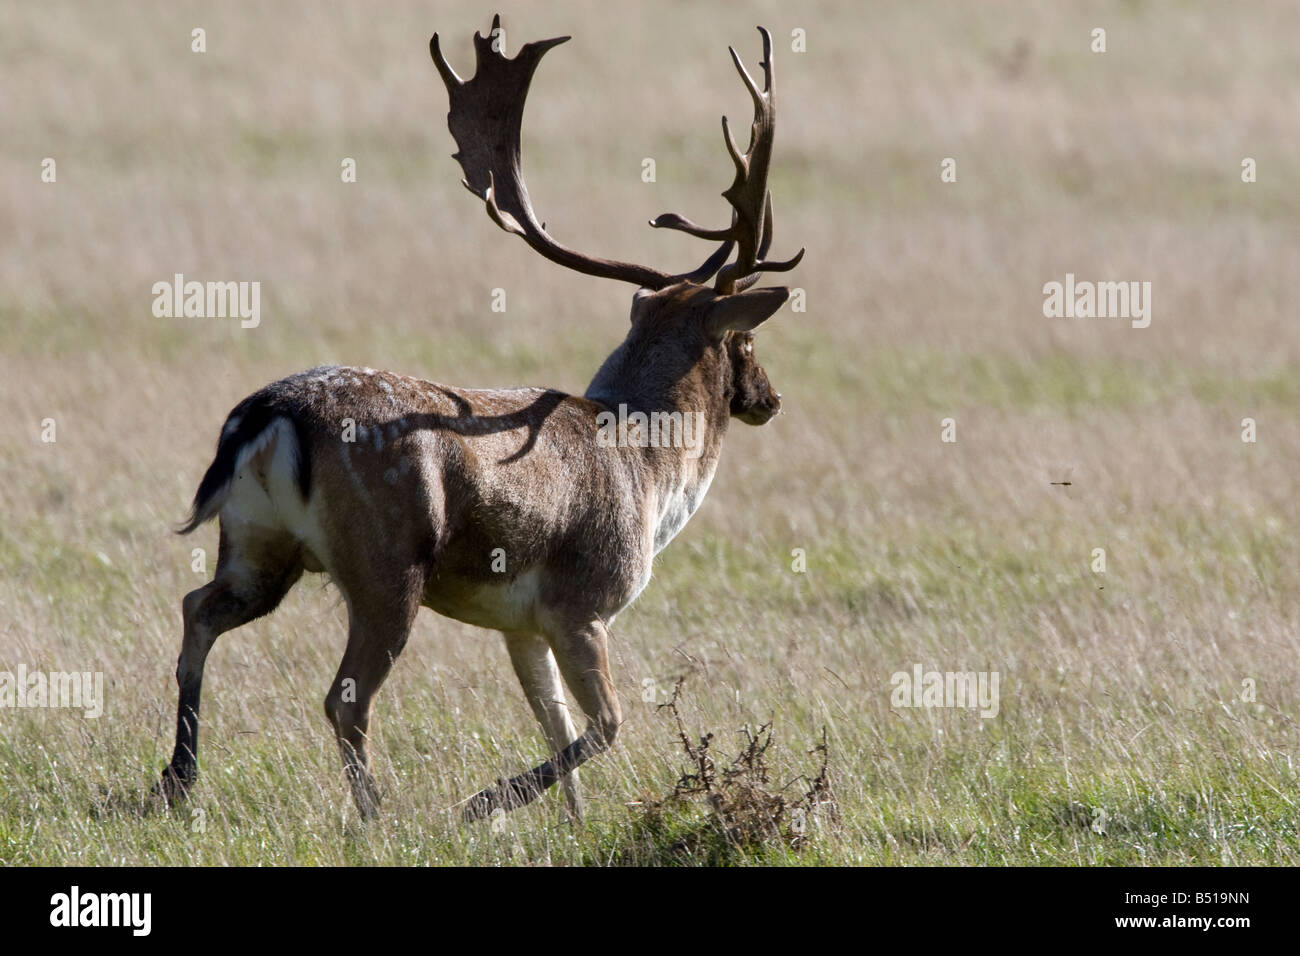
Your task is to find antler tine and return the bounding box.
[721,115,747,174]
[727,28,770,106]
[751,191,804,272]
[429,33,463,87]
[647,211,733,242]
[651,26,803,294]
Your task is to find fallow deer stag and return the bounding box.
[156,15,803,822]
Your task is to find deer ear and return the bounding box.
[704,287,789,340]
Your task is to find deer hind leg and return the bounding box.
[504,631,583,820]
[324,567,425,820]
[158,523,302,804]
[462,619,621,822]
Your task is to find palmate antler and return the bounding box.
[430,15,803,293]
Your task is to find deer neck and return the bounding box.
[585,356,732,554]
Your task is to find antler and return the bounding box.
[650,27,805,294]
[430,15,732,290]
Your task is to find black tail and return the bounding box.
[177,396,312,535]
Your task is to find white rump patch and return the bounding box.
[229,418,289,482]
[220,417,329,568]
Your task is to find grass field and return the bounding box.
[2,0,1299,865]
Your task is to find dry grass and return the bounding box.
[626,681,838,864]
[2,0,1299,864]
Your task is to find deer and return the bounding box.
[154,15,803,824]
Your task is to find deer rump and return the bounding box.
[179,394,312,537]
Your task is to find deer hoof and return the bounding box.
[152,766,194,807]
